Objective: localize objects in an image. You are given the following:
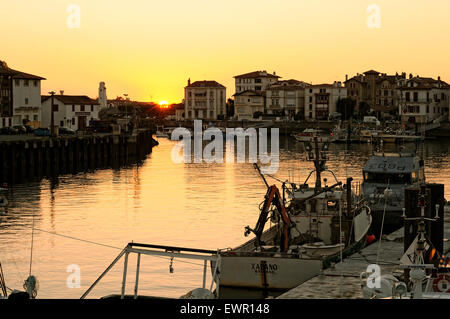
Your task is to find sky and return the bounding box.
[2,0,450,103]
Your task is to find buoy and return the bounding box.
[433,274,450,293]
[366,234,376,244]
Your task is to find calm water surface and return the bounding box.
[1,136,449,298]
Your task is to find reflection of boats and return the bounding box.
[292,129,330,143]
[361,152,425,235]
[0,185,8,214]
[216,138,372,291]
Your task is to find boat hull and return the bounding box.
[215,254,322,290]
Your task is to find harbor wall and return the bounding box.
[0,129,158,185]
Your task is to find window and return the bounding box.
[24,80,29,87]
[255,86,261,91]
[33,80,38,87]
[426,105,430,113]
[413,92,418,102]
[72,105,75,112]
[25,98,29,105]
[60,121,64,127]
[81,105,85,111]
[406,92,410,102]
[33,115,38,121]
[72,118,75,125]
[14,79,20,86]
[91,105,94,112]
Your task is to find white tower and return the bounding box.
[98,82,107,109]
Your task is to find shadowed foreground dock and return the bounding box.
[278,208,450,299]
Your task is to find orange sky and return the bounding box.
[2,0,450,103]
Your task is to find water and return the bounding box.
[1,137,449,298]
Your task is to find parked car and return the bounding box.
[12,125,27,134]
[33,127,50,136]
[59,127,76,135]
[0,126,19,135]
[328,112,342,121]
[24,125,35,133]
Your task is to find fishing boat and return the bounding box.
[155,125,170,138]
[292,128,330,143]
[330,122,362,143]
[361,152,426,235]
[216,138,372,291]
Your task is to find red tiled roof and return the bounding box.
[0,61,45,80]
[233,90,264,97]
[234,71,280,79]
[186,80,225,88]
[42,95,99,105]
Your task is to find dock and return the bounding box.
[278,207,450,299]
[0,129,158,184]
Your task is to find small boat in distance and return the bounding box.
[292,128,330,143]
[155,125,170,138]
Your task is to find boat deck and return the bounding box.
[277,207,450,299]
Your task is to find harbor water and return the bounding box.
[1,136,450,298]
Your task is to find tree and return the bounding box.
[358,102,371,119]
[336,98,356,120]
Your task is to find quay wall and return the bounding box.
[0,129,158,185]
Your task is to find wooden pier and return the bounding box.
[0,129,158,184]
[277,206,450,299]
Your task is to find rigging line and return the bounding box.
[19,225,207,267]
[29,212,35,276]
[376,179,390,265]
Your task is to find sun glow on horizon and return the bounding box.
[158,101,169,108]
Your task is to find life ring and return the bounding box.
[432,274,450,293]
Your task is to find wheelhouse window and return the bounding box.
[363,172,412,184]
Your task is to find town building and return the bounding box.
[398,75,450,124]
[0,60,45,128]
[265,79,310,120]
[41,93,100,130]
[232,70,280,120]
[304,82,347,120]
[345,70,407,116]
[233,90,265,121]
[184,79,226,120]
[173,102,185,121]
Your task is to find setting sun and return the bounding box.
[159,101,169,108]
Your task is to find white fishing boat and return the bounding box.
[216,138,372,291]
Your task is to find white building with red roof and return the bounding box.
[0,60,45,128]
[184,79,226,120]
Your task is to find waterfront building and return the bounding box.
[41,93,100,131]
[173,102,185,121]
[184,79,226,120]
[304,82,347,120]
[398,75,450,124]
[233,90,265,121]
[232,70,279,120]
[265,79,310,120]
[345,70,407,116]
[0,60,45,128]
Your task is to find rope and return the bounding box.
[376,180,390,265]
[28,212,35,277]
[19,225,208,268]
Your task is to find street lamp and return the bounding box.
[49,91,56,137]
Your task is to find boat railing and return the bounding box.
[81,242,221,299]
